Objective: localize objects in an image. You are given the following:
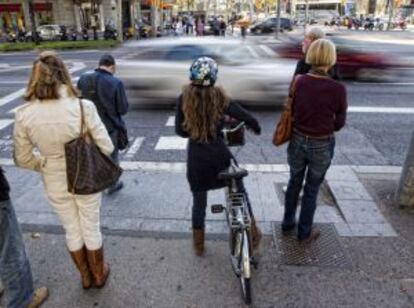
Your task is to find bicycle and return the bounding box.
[211,121,258,304]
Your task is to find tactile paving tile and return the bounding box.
[272,223,352,269]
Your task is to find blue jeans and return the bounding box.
[282,133,335,240]
[0,200,34,308]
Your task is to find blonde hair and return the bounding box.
[181,84,229,143]
[25,51,78,101]
[305,39,337,68]
[306,27,325,42]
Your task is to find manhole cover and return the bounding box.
[272,223,352,268]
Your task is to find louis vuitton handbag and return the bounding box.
[272,76,300,146]
[65,100,122,195]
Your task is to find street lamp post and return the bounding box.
[28,0,39,45]
[387,0,395,31]
[396,130,414,208]
[275,0,281,39]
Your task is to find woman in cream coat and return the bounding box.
[13,51,114,289]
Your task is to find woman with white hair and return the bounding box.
[293,27,340,79]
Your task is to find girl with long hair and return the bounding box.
[175,57,262,256]
[14,51,114,289]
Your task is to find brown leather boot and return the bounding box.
[86,247,110,288]
[193,228,205,256]
[251,218,262,250]
[69,246,93,289]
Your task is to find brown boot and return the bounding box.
[86,247,110,288]
[193,228,205,256]
[251,218,262,250]
[27,287,49,308]
[69,246,93,289]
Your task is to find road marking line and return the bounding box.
[0,88,26,107]
[348,106,414,114]
[352,82,414,86]
[0,158,402,175]
[124,137,145,159]
[259,45,276,57]
[0,81,27,84]
[246,45,260,59]
[0,62,85,111]
[155,136,188,150]
[0,119,14,130]
[165,116,175,127]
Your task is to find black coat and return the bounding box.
[294,58,340,80]
[77,69,129,133]
[175,96,260,192]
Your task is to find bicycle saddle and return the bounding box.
[218,163,248,180]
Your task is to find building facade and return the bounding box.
[0,0,140,33]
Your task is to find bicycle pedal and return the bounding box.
[211,204,224,214]
[251,257,259,269]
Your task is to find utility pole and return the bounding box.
[304,0,309,29]
[396,130,414,208]
[117,0,123,42]
[275,0,281,39]
[28,0,39,45]
[387,0,394,31]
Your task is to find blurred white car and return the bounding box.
[116,37,295,108]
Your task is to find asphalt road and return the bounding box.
[0,31,413,167]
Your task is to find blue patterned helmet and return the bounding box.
[189,56,218,87]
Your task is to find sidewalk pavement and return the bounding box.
[0,165,413,307]
[2,162,399,237]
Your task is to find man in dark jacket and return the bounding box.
[293,27,340,80]
[0,167,49,307]
[78,54,129,194]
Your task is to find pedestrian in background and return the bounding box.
[78,54,129,194]
[293,27,340,80]
[175,57,262,256]
[0,167,49,307]
[219,18,227,36]
[14,51,114,290]
[281,39,347,242]
[196,18,204,36]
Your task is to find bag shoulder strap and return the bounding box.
[78,99,86,137]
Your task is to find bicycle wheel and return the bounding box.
[239,230,252,304]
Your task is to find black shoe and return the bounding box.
[107,181,124,195]
[298,228,320,244]
[281,223,295,236]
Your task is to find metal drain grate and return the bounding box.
[272,223,352,268]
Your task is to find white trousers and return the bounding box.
[42,159,103,251]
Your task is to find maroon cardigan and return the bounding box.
[292,74,347,137]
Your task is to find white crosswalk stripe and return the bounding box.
[124,137,145,159]
[0,119,14,130]
[165,116,175,127]
[155,136,188,150]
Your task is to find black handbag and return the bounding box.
[65,100,122,195]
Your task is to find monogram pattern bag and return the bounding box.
[65,100,122,195]
[272,76,300,146]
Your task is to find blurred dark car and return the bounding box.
[250,17,293,34]
[273,39,393,81]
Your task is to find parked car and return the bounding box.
[116,37,295,107]
[26,24,64,41]
[250,17,293,34]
